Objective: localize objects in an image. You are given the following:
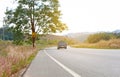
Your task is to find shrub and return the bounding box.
[86,32,113,43]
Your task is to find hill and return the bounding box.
[36,34,79,45]
[113,30,120,33]
[66,32,92,42]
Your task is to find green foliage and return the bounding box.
[114,33,120,38]
[5,0,67,45]
[11,27,24,45]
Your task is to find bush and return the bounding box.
[86,32,114,43]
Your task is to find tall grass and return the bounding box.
[0,41,40,77]
[96,39,120,49]
[72,39,120,49]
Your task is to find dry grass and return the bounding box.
[0,41,41,77]
[72,39,120,49]
[96,39,120,48]
[0,41,12,50]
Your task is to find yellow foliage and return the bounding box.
[72,39,120,49]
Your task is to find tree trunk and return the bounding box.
[31,0,35,48]
[32,22,35,48]
[32,37,35,47]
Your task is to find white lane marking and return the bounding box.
[44,50,81,77]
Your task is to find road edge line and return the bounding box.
[44,50,81,77]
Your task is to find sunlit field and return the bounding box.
[72,39,120,49]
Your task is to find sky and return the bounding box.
[0,0,120,34]
[0,0,16,27]
[59,0,120,34]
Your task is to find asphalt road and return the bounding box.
[23,47,120,77]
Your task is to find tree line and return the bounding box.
[86,32,120,43]
[0,27,13,40]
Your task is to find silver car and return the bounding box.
[57,41,67,49]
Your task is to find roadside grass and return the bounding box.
[0,41,48,77]
[0,40,12,56]
[72,39,120,49]
[0,46,36,77]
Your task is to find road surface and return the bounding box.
[23,47,120,77]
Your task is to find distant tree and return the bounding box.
[113,33,120,38]
[0,27,13,40]
[5,0,67,47]
[86,32,111,43]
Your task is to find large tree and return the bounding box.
[5,0,67,47]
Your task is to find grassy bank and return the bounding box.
[72,39,120,49]
[0,34,79,77]
[0,41,48,77]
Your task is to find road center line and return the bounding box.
[44,50,81,77]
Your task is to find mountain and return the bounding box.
[65,32,93,42]
[65,30,120,42]
[38,34,79,45]
[113,30,120,33]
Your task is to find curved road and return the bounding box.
[23,47,120,77]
